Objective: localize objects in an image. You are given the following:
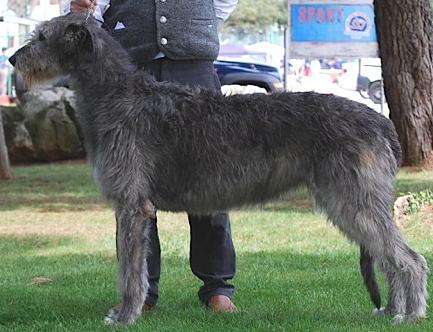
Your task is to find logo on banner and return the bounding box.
[344,12,372,39]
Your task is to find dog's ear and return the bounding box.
[64,23,93,53]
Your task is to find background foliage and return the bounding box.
[225,0,288,32]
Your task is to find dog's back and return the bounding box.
[144,91,400,213]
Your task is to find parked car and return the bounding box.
[214,57,283,92]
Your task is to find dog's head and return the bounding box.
[9,13,99,87]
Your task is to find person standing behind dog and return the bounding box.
[67,0,238,312]
[0,48,9,96]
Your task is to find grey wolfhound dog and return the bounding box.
[10,13,428,325]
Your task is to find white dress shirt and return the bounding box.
[64,0,238,23]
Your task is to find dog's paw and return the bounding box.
[104,316,116,325]
[405,312,427,322]
[392,314,405,324]
[372,307,386,316]
[104,304,142,325]
[104,306,121,325]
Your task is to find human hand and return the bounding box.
[70,0,96,13]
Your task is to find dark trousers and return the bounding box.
[140,58,236,305]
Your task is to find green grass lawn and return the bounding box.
[0,163,432,331]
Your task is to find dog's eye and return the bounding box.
[38,33,46,41]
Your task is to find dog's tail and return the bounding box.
[360,245,381,309]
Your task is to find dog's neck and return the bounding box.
[68,27,142,87]
[72,54,137,87]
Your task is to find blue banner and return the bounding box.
[291,4,377,42]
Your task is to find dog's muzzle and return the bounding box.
[9,54,16,67]
[9,44,30,67]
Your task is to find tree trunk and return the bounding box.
[374,0,433,166]
[0,110,12,180]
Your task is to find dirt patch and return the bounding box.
[402,166,433,173]
[419,205,433,226]
[0,210,114,237]
[13,159,87,167]
[0,210,188,238]
[30,277,53,285]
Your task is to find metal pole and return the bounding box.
[284,27,289,91]
[285,1,292,91]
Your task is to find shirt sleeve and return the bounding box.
[63,0,109,22]
[213,0,239,22]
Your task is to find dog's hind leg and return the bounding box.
[393,242,428,321]
[378,264,405,318]
[372,227,427,322]
[105,201,152,324]
[313,156,428,321]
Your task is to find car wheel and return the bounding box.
[368,81,383,104]
[358,89,370,99]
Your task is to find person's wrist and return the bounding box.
[70,5,88,12]
[70,0,94,12]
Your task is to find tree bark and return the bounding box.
[0,109,12,180]
[374,0,433,166]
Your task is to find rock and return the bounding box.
[0,110,12,179]
[1,87,85,163]
[1,105,35,163]
[7,122,35,163]
[393,195,412,227]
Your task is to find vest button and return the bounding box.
[161,38,168,45]
[160,16,167,23]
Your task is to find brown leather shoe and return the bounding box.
[205,295,237,313]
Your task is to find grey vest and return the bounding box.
[103,0,220,63]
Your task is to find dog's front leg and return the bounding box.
[105,201,153,325]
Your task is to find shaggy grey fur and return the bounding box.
[10,13,428,325]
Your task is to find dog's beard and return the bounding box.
[17,68,60,90]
